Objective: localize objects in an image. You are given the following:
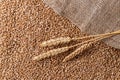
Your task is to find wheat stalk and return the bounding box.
[40,35,99,47]
[72,30,120,41]
[33,33,109,61]
[40,30,120,47]
[33,30,120,61]
[62,30,120,62]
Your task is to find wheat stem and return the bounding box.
[34,30,120,61]
[33,33,112,61]
[62,31,120,62]
[40,30,120,47]
[72,30,120,41]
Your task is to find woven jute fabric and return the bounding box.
[0,0,120,80]
[42,0,120,49]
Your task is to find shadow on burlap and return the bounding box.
[0,0,120,80]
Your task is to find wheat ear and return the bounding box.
[40,37,71,47]
[40,36,94,47]
[40,30,120,47]
[36,38,93,61]
[32,46,69,61]
[62,42,94,62]
[40,35,101,47]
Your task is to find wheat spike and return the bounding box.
[40,30,120,47]
[32,46,69,61]
[62,42,94,62]
[40,36,94,47]
[40,37,71,47]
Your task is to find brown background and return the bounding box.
[0,0,120,80]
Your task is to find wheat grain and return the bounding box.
[32,46,69,61]
[40,37,71,47]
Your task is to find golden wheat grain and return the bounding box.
[40,37,71,47]
[32,46,69,61]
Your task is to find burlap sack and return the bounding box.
[42,0,120,49]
